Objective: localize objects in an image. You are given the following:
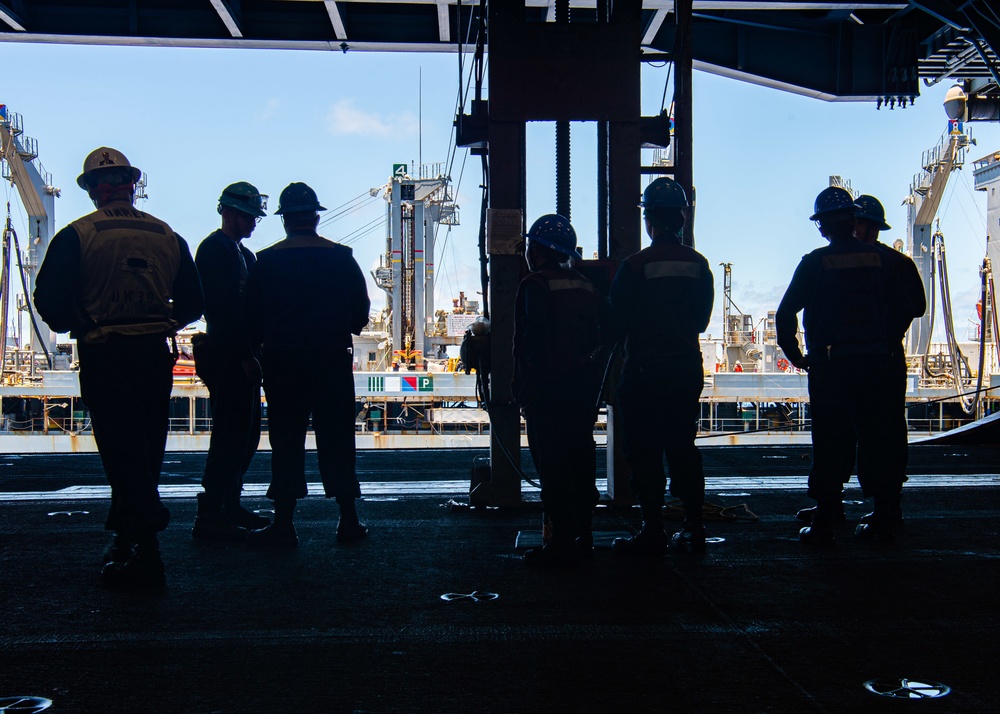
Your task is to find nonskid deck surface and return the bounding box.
[1,447,998,712]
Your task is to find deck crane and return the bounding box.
[372,163,460,368]
[906,88,974,358]
[0,104,59,362]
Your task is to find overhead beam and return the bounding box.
[209,0,243,38]
[963,1,1000,69]
[642,8,669,45]
[324,0,347,40]
[909,0,966,31]
[0,2,25,32]
[298,0,905,8]
[437,1,450,42]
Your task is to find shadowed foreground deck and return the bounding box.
[1,446,997,712]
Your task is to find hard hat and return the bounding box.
[854,194,891,231]
[525,214,578,257]
[809,186,855,221]
[219,181,268,218]
[76,147,142,190]
[274,182,327,215]
[639,177,688,210]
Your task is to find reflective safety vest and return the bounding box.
[513,267,606,408]
[803,245,890,358]
[71,202,181,343]
[618,242,713,364]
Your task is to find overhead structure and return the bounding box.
[0,1,998,103]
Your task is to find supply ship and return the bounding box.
[2,101,999,453]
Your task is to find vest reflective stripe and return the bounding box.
[547,278,594,293]
[821,253,882,270]
[93,219,167,235]
[72,204,180,343]
[644,260,701,280]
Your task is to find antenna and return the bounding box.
[419,67,423,178]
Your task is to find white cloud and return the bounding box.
[259,98,280,121]
[327,98,418,137]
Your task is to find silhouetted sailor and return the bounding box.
[243,182,371,547]
[34,147,203,587]
[610,177,714,556]
[776,186,894,545]
[191,182,271,543]
[513,214,610,566]
[852,194,925,539]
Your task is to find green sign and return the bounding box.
[393,163,407,178]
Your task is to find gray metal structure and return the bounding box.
[0,106,58,357]
[905,127,971,356]
[378,165,458,366]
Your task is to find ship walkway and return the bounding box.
[1,446,998,712]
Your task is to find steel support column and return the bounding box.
[673,0,695,247]
[484,121,526,507]
[605,119,641,501]
[484,0,643,506]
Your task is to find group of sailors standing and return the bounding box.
[515,180,924,565]
[31,144,926,585]
[34,147,370,588]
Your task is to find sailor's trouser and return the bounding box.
[524,405,600,539]
[618,356,706,512]
[807,353,897,502]
[261,348,361,503]
[856,349,909,493]
[196,351,262,506]
[78,335,173,540]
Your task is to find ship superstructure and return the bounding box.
[360,162,472,371]
[1,100,1000,452]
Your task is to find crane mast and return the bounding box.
[0,104,59,359]
[374,163,460,368]
[906,125,970,357]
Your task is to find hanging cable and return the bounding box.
[340,215,388,246]
[8,220,51,369]
[478,154,490,320]
[0,211,10,385]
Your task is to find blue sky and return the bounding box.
[1,41,997,342]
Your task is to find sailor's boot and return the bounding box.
[671,503,707,554]
[101,531,133,566]
[192,492,247,543]
[795,491,847,524]
[248,499,298,547]
[336,497,368,543]
[612,503,669,557]
[799,499,838,546]
[855,493,903,542]
[223,488,271,531]
[524,511,581,567]
[101,534,166,589]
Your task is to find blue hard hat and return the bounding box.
[275,182,327,215]
[854,194,891,231]
[640,177,688,209]
[525,214,578,257]
[809,186,855,221]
